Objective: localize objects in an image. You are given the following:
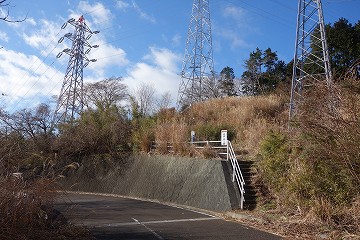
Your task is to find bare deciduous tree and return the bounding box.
[133,82,156,116]
[0,104,53,152]
[0,0,26,23]
[156,92,172,111]
[83,77,128,110]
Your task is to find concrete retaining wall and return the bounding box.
[59,154,233,212]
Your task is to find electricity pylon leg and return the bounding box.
[289,0,332,119]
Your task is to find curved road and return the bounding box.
[55,192,281,240]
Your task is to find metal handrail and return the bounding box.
[189,140,227,149]
[227,140,245,209]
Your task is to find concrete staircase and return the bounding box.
[221,159,258,210]
[238,160,258,210]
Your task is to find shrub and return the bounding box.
[256,78,360,233]
[131,116,155,153]
[294,79,360,207]
[0,176,56,239]
[195,124,235,141]
[57,106,131,157]
[257,130,291,205]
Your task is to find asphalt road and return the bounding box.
[55,192,281,240]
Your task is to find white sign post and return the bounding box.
[221,130,228,146]
[191,130,195,143]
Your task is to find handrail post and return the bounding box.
[240,195,244,209]
[226,140,229,161]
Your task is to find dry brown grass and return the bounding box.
[232,203,360,240]
[0,176,54,239]
[154,95,288,158]
[0,176,93,239]
[155,118,190,155]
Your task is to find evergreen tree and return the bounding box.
[326,18,360,77]
[310,18,360,78]
[241,48,286,95]
[218,66,237,96]
[241,48,263,95]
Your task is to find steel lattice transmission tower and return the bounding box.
[177,0,215,108]
[289,0,332,119]
[53,16,99,124]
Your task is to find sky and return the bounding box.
[0,0,359,112]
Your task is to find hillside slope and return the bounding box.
[154,94,289,158]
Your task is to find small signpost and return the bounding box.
[191,130,195,143]
[221,130,228,146]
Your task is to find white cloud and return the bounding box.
[123,47,182,105]
[0,7,6,19]
[115,0,156,23]
[217,28,252,49]
[0,49,64,111]
[213,5,255,50]
[116,0,130,10]
[22,19,63,52]
[223,6,246,22]
[25,18,37,26]
[131,0,156,23]
[171,33,182,47]
[0,8,28,28]
[0,31,9,42]
[77,1,112,25]
[143,47,181,72]
[87,40,129,77]
[222,5,257,32]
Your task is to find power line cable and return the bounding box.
[217,0,294,29]
[268,0,297,12]
[8,59,60,111]
[7,26,64,99]
[9,42,61,98]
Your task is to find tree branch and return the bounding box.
[0,0,26,23]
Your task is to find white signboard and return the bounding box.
[221,130,228,146]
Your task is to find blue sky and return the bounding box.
[0,0,359,112]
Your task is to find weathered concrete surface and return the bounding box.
[59,154,233,212]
